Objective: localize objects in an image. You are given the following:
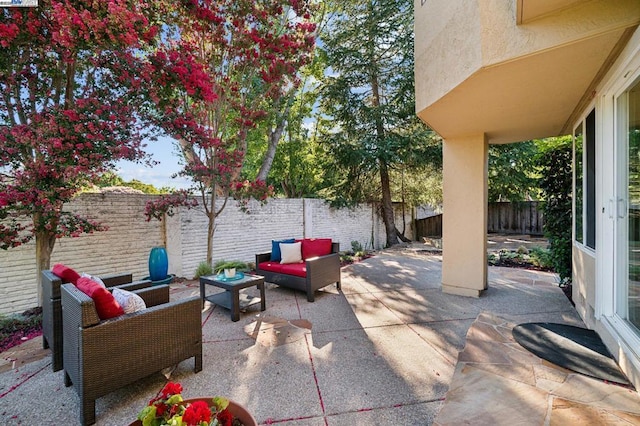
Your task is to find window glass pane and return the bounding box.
[586,109,596,249]
[628,80,640,330]
[574,123,584,244]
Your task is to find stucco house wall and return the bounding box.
[415,0,640,391]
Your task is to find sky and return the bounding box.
[115,136,192,190]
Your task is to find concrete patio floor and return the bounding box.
[1,246,639,425]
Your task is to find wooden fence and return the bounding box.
[413,201,544,241]
[487,201,544,235]
[414,214,442,239]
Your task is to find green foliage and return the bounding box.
[537,136,573,284]
[213,260,250,274]
[389,164,442,210]
[0,308,42,352]
[350,240,363,253]
[95,172,174,194]
[529,246,554,270]
[194,261,213,279]
[317,0,441,246]
[487,247,553,271]
[488,141,541,202]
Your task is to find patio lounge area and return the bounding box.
[1,247,639,425]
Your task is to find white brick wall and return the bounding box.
[0,193,413,314]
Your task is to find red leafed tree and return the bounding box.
[148,0,317,264]
[0,0,179,299]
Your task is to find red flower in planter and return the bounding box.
[138,381,236,426]
[183,400,212,425]
[216,408,233,426]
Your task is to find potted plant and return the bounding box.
[133,382,257,426]
[213,260,249,279]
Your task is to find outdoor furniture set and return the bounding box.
[41,237,340,425]
[254,238,341,302]
[42,265,202,425]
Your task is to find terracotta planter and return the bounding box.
[130,398,257,426]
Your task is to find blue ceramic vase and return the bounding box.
[148,246,169,281]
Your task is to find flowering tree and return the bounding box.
[0,0,187,297]
[151,0,317,264]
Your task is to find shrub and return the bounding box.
[194,261,213,279]
[213,260,249,274]
[538,138,573,285]
[529,246,553,270]
[0,307,42,353]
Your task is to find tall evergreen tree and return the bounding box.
[318,0,440,247]
[488,141,541,202]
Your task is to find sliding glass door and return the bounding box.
[619,78,640,332]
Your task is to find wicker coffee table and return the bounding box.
[199,272,266,321]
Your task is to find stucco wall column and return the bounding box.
[442,134,488,297]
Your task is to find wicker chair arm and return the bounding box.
[256,252,271,264]
[42,270,63,300]
[100,273,133,287]
[83,296,201,335]
[60,284,102,328]
[133,284,170,307]
[112,279,153,292]
[305,251,340,271]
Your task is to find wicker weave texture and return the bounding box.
[41,270,152,372]
[255,242,341,302]
[61,283,203,425]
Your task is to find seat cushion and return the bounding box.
[76,277,124,320]
[258,261,307,278]
[271,238,295,262]
[301,238,333,259]
[52,264,81,285]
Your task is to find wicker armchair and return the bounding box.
[61,283,203,426]
[41,270,151,372]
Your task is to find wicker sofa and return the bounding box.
[41,269,151,372]
[255,241,341,302]
[61,283,202,425]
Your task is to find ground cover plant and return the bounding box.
[487,246,554,271]
[0,308,42,353]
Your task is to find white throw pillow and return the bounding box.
[81,273,105,287]
[280,242,303,264]
[112,288,146,314]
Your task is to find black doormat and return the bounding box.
[512,322,631,386]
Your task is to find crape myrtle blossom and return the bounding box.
[144,0,317,264]
[0,0,215,284]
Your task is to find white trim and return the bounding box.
[596,91,616,319]
[572,104,597,251]
[600,314,640,369]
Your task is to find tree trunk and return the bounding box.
[370,61,398,247]
[380,160,398,247]
[35,227,56,306]
[206,191,217,265]
[257,101,293,182]
[394,227,411,243]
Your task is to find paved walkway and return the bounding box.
[0,247,638,425]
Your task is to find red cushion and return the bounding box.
[52,264,81,285]
[258,261,307,278]
[301,238,332,260]
[76,277,124,320]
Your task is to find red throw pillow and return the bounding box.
[52,264,81,285]
[76,277,124,320]
[301,238,333,260]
